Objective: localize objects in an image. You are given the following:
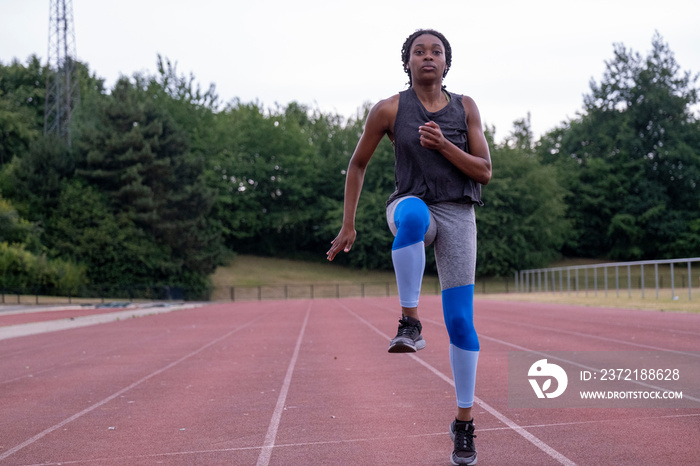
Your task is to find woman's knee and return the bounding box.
[393,198,430,248]
[445,315,479,351]
[442,284,479,350]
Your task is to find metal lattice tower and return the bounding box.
[44,0,79,145]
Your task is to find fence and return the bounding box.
[0,284,203,306]
[222,282,419,302]
[217,276,519,302]
[516,257,700,301]
[1,282,410,305]
[0,276,515,306]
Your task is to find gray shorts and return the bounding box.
[387,196,477,290]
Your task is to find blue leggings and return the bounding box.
[388,196,479,408]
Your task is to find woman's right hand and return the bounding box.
[326,227,357,261]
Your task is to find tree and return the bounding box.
[538,33,700,259]
[0,195,40,250]
[0,135,74,223]
[0,56,47,165]
[0,194,86,294]
[71,76,223,289]
[477,122,569,276]
[207,100,344,258]
[46,179,168,288]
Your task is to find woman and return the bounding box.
[326,29,491,465]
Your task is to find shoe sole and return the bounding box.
[451,453,477,465]
[387,337,426,353]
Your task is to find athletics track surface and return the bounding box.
[0,297,698,465]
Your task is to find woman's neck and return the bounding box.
[412,84,448,112]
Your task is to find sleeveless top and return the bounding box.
[386,88,483,206]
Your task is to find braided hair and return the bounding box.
[401,29,452,88]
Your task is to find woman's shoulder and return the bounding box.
[444,92,480,120]
[458,94,479,110]
[372,93,400,113]
[366,93,400,129]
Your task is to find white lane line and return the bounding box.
[33,412,700,464]
[375,300,700,400]
[256,303,311,466]
[474,332,700,403]
[375,298,700,354]
[418,310,700,404]
[412,308,700,402]
[478,315,700,357]
[338,301,577,466]
[0,309,270,462]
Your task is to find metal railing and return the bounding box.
[222,282,417,302]
[0,277,522,306]
[0,284,203,306]
[220,278,516,302]
[516,257,700,301]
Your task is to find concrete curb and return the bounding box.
[0,303,202,341]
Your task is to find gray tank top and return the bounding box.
[386,88,483,206]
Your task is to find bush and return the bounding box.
[0,242,86,295]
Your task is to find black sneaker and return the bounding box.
[387,315,425,353]
[450,418,477,465]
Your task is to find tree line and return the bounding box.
[0,34,698,297]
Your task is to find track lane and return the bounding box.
[0,302,296,464]
[1,297,698,465]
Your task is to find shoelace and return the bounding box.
[455,426,476,452]
[396,319,417,337]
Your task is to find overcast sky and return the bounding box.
[3,0,699,141]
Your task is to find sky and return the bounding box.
[2,0,700,141]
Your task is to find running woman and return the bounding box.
[326,29,491,465]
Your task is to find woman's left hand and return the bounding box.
[418,121,446,151]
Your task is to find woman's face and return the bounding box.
[405,33,447,84]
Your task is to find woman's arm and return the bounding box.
[418,95,492,185]
[326,96,398,261]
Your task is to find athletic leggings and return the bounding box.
[387,196,479,408]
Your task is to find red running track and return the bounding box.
[0,298,699,465]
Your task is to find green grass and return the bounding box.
[212,255,403,286]
[211,255,699,312]
[477,290,699,313]
[210,255,439,301]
